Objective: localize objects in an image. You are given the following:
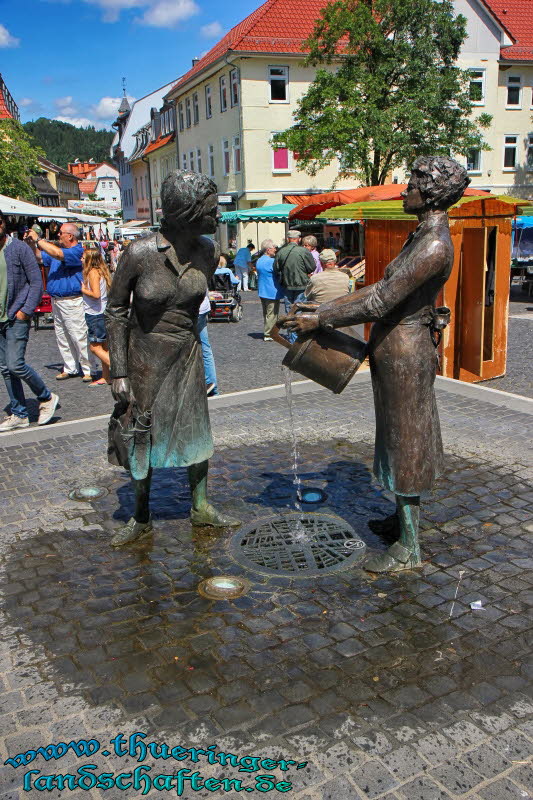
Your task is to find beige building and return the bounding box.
[144,101,178,223]
[165,0,357,247]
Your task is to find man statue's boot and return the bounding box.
[365,495,422,572]
[111,469,154,547]
[188,461,240,528]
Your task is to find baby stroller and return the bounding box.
[208,272,243,322]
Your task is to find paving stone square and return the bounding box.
[0,377,531,799]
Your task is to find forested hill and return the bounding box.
[23,118,115,168]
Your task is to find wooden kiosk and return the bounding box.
[329,197,521,383]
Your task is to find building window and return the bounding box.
[193,92,199,124]
[506,76,522,108]
[527,135,533,170]
[185,97,192,127]
[205,85,212,118]
[468,69,485,104]
[208,144,215,177]
[466,148,481,173]
[135,178,139,201]
[503,135,518,169]
[268,66,289,102]
[233,135,241,173]
[220,76,227,112]
[222,139,230,175]
[196,148,202,173]
[272,134,291,172]
[189,150,195,171]
[182,153,187,170]
[230,68,239,107]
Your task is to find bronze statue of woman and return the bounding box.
[282,156,470,572]
[106,171,239,546]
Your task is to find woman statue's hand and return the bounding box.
[279,313,320,335]
[112,378,133,406]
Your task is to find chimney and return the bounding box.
[192,58,200,67]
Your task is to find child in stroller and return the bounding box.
[208,264,243,322]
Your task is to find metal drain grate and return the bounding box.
[230,513,366,577]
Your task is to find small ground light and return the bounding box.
[297,487,327,504]
[68,487,108,501]
[197,575,249,600]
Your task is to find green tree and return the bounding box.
[23,118,114,168]
[0,118,44,201]
[274,0,492,185]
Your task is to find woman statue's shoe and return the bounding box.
[364,541,421,573]
[111,517,153,547]
[190,504,240,528]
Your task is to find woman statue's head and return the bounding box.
[403,156,470,214]
[160,170,218,236]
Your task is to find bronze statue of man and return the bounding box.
[282,156,470,572]
[106,170,239,546]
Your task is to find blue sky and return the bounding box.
[1,0,260,129]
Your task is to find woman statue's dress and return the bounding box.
[105,232,216,479]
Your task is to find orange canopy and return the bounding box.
[288,185,491,221]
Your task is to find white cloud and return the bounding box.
[92,95,136,120]
[55,115,97,128]
[84,0,148,23]
[0,24,20,48]
[137,0,199,27]
[19,97,34,107]
[200,20,222,39]
[54,95,79,116]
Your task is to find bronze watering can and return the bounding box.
[271,303,367,394]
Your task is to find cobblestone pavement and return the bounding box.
[485,289,533,399]
[0,380,532,799]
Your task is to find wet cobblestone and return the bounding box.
[0,382,532,798]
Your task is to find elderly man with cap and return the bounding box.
[26,222,94,381]
[304,249,351,305]
[273,229,316,317]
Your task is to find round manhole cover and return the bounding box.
[230,513,366,577]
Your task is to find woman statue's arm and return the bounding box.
[105,246,138,393]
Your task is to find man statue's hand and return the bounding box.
[111,378,132,406]
[279,313,320,335]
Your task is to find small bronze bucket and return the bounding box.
[271,305,367,394]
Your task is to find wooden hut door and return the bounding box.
[459,227,486,377]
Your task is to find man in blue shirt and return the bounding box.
[233,243,254,291]
[256,239,283,341]
[0,215,59,431]
[26,223,93,381]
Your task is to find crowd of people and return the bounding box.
[0,220,353,432]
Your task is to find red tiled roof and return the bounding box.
[79,180,97,194]
[143,132,175,156]
[482,0,533,60]
[172,0,330,93]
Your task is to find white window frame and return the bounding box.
[232,135,241,173]
[503,134,519,171]
[220,76,228,112]
[271,132,292,173]
[268,65,289,103]
[506,75,522,109]
[222,139,230,176]
[185,97,192,127]
[468,68,485,106]
[466,148,482,174]
[208,144,215,177]
[193,92,199,124]
[230,68,239,107]
[196,147,202,173]
[205,85,212,119]
[527,134,533,171]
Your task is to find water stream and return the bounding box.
[282,366,307,540]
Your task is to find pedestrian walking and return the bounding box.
[302,235,322,274]
[233,243,255,291]
[197,292,218,396]
[256,239,283,341]
[0,214,59,431]
[81,249,112,386]
[26,223,95,381]
[273,229,316,312]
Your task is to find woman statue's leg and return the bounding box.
[365,494,421,572]
[188,460,240,527]
[111,469,154,547]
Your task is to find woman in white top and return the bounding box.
[81,249,112,386]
